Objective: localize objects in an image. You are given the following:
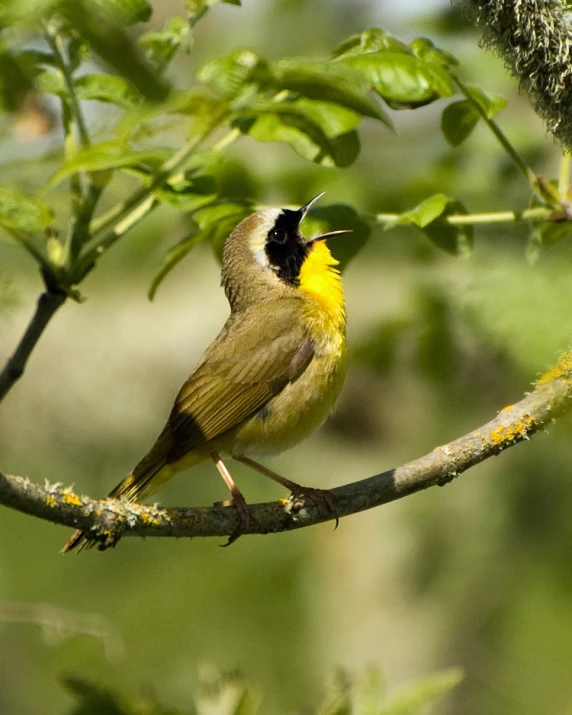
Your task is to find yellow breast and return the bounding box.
[298,240,346,339]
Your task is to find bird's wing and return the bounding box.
[163,300,314,463]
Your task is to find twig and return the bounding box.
[0,289,66,402]
[373,206,550,227]
[1,353,571,549]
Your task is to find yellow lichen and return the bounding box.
[45,495,57,507]
[62,493,82,507]
[140,511,162,526]
[537,351,572,385]
[489,414,534,445]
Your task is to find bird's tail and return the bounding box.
[61,454,168,554]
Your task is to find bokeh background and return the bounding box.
[2,0,572,713]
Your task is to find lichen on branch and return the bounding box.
[457,0,572,151]
[1,352,571,551]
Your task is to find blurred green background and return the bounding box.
[2,1,572,713]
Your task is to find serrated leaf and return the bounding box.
[441,100,480,146]
[332,28,408,59]
[341,52,454,108]
[272,58,391,125]
[463,85,507,119]
[90,0,152,25]
[0,188,53,232]
[48,141,170,185]
[197,49,271,100]
[421,200,474,256]
[302,203,370,270]
[379,668,462,715]
[74,73,139,109]
[385,194,448,230]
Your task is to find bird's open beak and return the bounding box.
[298,193,353,244]
[299,192,327,217]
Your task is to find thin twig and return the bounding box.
[1,353,570,549]
[0,289,66,402]
[373,206,551,227]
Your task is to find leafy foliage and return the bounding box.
[0,0,567,301]
[63,667,461,715]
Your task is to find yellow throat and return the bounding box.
[299,240,346,329]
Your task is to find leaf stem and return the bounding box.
[79,112,227,276]
[373,206,551,227]
[453,77,555,207]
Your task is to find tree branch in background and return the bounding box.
[1,352,571,550]
[0,289,66,402]
[458,0,572,152]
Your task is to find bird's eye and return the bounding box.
[270,228,288,244]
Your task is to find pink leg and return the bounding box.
[211,451,252,544]
[234,455,339,527]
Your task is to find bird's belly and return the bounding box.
[223,339,347,457]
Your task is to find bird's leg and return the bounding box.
[210,451,253,545]
[234,455,339,528]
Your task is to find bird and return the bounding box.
[62,193,350,552]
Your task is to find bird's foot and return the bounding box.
[214,491,259,546]
[287,484,339,529]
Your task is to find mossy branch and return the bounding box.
[1,353,571,551]
[457,0,572,152]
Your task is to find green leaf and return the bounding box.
[384,194,448,230]
[332,28,408,58]
[526,221,572,264]
[74,73,140,109]
[90,0,152,25]
[421,200,474,256]
[342,52,454,108]
[300,203,371,270]
[197,49,271,100]
[139,16,191,70]
[195,200,254,260]
[233,110,355,167]
[441,100,480,146]
[379,668,462,715]
[352,666,384,715]
[236,97,362,137]
[48,141,170,185]
[63,677,126,715]
[154,174,218,210]
[272,58,391,125]
[409,37,459,68]
[0,188,53,233]
[63,1,169,103]
[463,85,507,119]
[233,99,362,166]
[35,69,65,97]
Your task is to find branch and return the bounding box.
[0,289,66,402]
[457,0,572,152]
[1,353,571,550]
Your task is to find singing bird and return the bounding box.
[63,194,349,552]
